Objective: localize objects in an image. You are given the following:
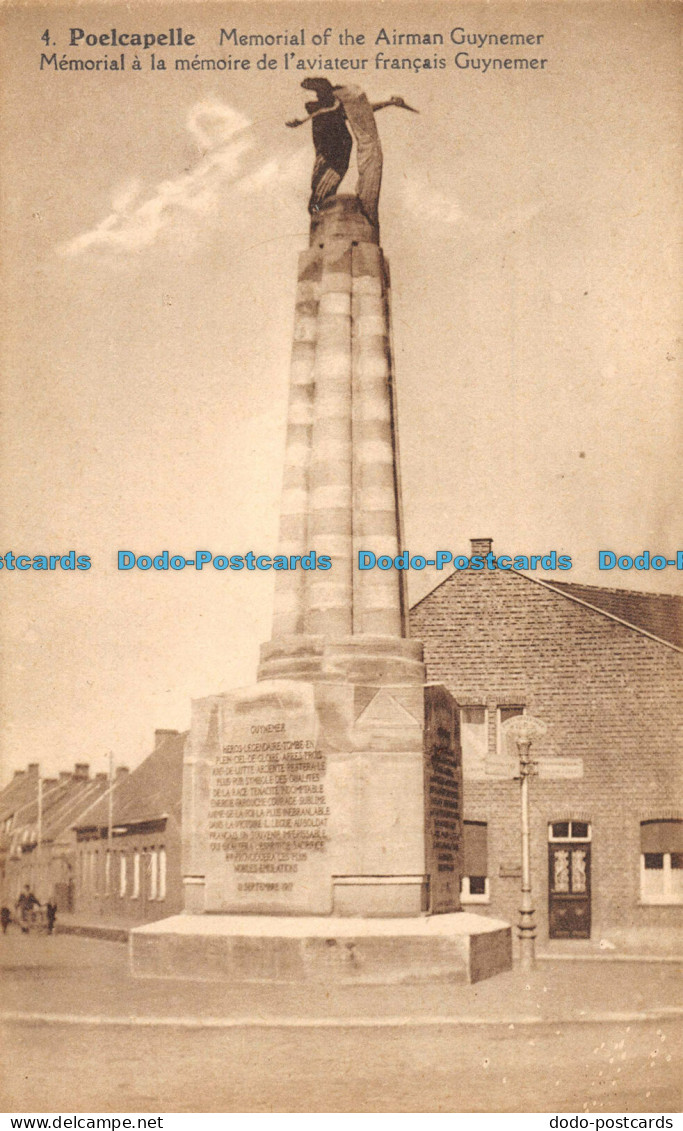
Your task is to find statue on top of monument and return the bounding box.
[286,79,418,228]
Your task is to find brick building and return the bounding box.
[410,538,683,948]
[0,762,112,911]
[71,729,185,926]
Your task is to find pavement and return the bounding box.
[1,933,680,1112]
[537,928,683,961]
[0,930,681,1026]
[52,910,683,952]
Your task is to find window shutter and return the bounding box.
[463,822,488,875]
[640,820,683,853]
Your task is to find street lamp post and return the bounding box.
[501,714,548,971]
[106,751,114,897]
[36,767,43,899]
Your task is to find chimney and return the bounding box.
[154,728,179,749]
[43,778,58,788]
[95,772,108,783]
[27,763,39,776]
[115,766,130,781]
[59,770,72,782]
[73,763,89,780]
[470,537,493,556]
[13,770,25,781]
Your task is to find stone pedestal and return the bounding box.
[179,676,461,919]
[131,912,512,985]
[131,668,511,983]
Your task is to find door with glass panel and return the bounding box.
[548,821,591,939]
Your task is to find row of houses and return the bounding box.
[0,731,184,925]
[1,540,681,947]
[0,761,116,912]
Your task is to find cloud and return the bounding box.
[236,159,281,195]
[186,100,250,151]
[59,100,282,257]
[401,175,463,226]
[111,180,142,213]
[400,173,543,241]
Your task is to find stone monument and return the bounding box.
[131,84,511,983]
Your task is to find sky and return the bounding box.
[0,0,681,782]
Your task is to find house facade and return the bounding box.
[410,539,683,947]
[71,729,185,926]
[0,762,113,911]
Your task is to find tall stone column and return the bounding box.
[351,242,403,636]
[270,249,320,638]
[260,194,418,684]
[306,236,354,637]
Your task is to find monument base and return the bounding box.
[183,677,466,918]
[130,912,512,984]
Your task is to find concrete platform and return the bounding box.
[130,912,512,984]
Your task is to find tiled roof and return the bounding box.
[0,772,40,824]
[0,774,110,849]
[541,580,683,648]
[411,569,682,650]
[73,731,186,832]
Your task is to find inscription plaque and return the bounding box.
[204,686,330,912]
[424,686,462,913]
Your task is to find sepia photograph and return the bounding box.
[0,0,681,1116]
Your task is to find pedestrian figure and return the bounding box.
[15,885,40,933]
[1,906,11,934]
[45,901,57,935]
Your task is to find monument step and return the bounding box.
[130,912,511,985]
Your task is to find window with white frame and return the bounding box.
[132,851,140,899]
[158,848,167,901]
[460,821,489,902]
[640,820,683,905]
[548,821,592,843]
[119,853,127,898]
[460,707,488,775]
[548,821,592,898]
[497,705,525,758]
[149,849,158,901]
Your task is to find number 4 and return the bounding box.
[41,29,50,44]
